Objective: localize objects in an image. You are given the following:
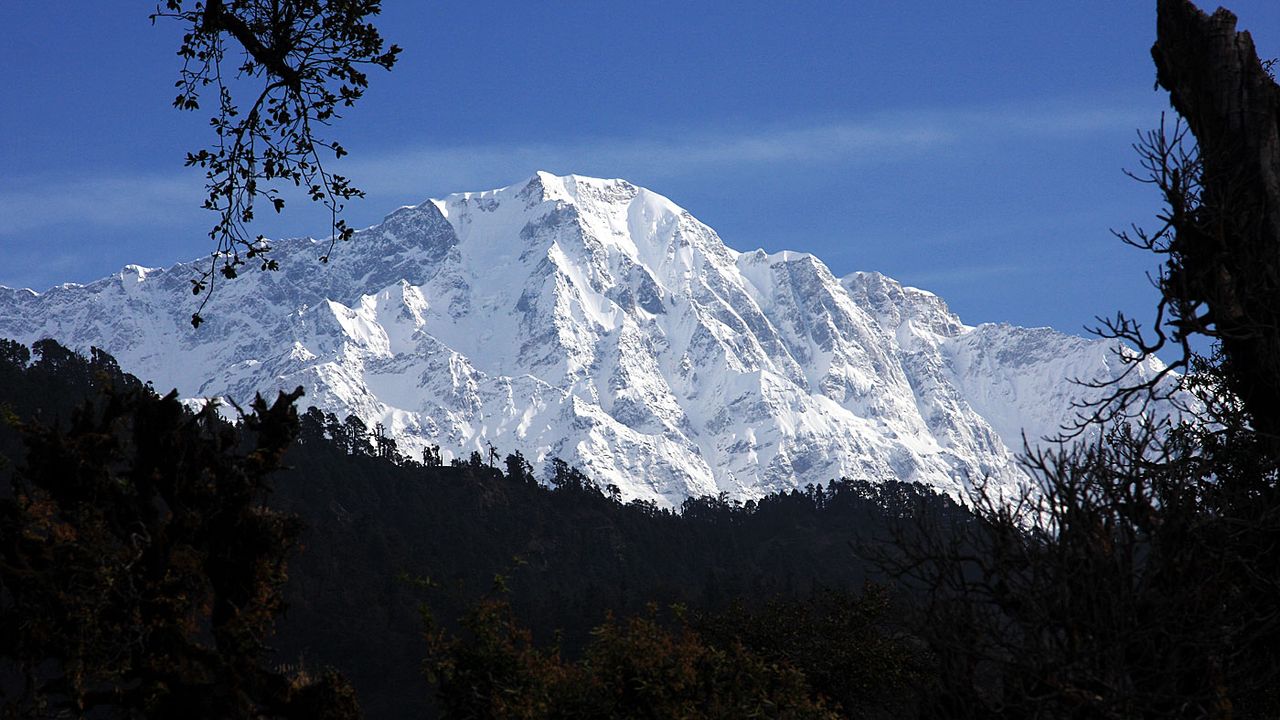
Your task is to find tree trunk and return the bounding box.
[1153,0,1280,442]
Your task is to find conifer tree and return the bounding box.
[0,351,360,718]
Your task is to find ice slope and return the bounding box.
[0,172,1169,505]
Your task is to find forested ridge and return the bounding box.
[0,339,954,718]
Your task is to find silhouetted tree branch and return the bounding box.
[887,3,1280,715]
[151,0,400,328]
[1087,0,1280,445]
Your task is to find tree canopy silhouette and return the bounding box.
[0,345,360,718]
[150,0,400,328]
[1095,0,1280,444]
[888,2,1280,716]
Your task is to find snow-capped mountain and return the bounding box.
[0,172,1165,505]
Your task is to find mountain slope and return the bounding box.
[0,172,1165,505]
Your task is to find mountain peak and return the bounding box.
[426,173,711,281]
[521,172,649,212]
[0,174,1180,506]
[434,172,646,213]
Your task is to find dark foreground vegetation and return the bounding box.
[0,338,952,718]
[0,340,360,719]
[269,406,952,719]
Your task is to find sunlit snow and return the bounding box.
[0,173,1175,506]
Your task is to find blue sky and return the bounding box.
[3,2,1278,340]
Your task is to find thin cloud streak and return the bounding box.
[344,122,952,198]
[898,263,1027,288]
[1,98,1151,238]
[949,102,1153,137]
[0,175,203,237]
[347,99,1154,198]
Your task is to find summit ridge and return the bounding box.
[0,173,1170,505]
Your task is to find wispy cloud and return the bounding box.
[948,102,1152,137]
[4,121,943,240]
[0,174,203,237]
[342,120,952,198]
[0,96,1151,239]
[898,263,1027,288]
[337,97,1155,198]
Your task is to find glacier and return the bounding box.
[0,172,1167,505]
